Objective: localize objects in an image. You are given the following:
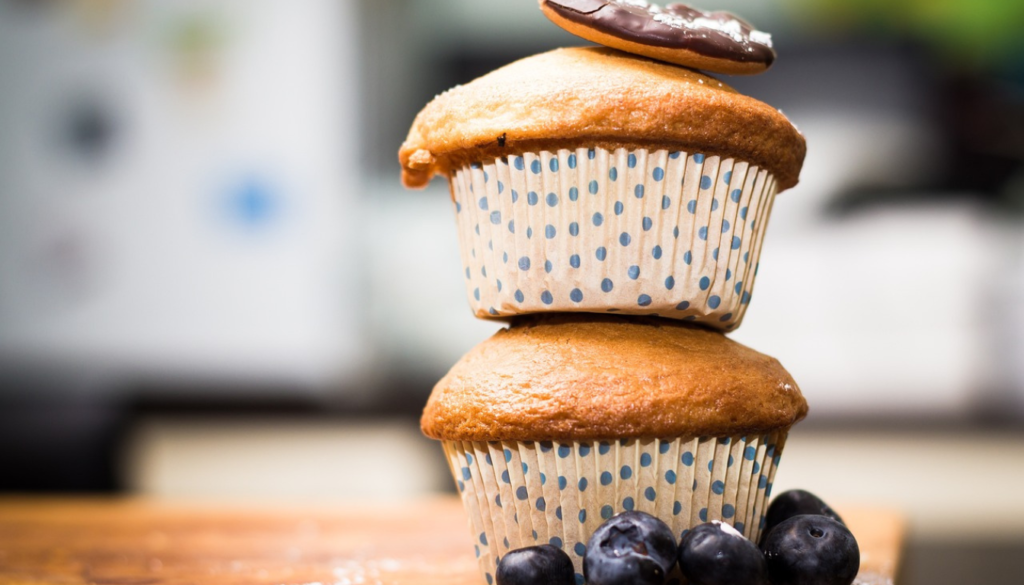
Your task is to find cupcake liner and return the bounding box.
[443,432,787,583]
[450,147,778,331]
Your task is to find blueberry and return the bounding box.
[678,521,769,585]
[760,490,845,547]
[584,511,677,585]
[761,515,860,585]
[496,544,575,585]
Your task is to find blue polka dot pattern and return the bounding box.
[452,148,776,333]
[444,431,787,582]
[595,247,607,261]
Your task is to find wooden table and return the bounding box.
[0,498,903,585]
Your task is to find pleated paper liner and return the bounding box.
[450,147,778,331]
[443,433,788,585]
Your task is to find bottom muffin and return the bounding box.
[422,315,807,583]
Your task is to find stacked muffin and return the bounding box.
[399,3,808,583]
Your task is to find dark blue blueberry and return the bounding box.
[760,490,845,547]
[584,511,678,585]
[496,544,575,585]
[678,521,768,585]
[761,515,859,585]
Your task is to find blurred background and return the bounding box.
[1,0,1023,583]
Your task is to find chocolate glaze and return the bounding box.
[544,0,775,66]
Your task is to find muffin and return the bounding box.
[399,47,804,330]
[422,314,808,582]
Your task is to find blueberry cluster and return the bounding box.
[495,490,859,585]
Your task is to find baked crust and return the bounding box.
[421,314,807,441]
[399,47,804,191]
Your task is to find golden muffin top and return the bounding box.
[422,314,807,441]
[399,47,805,191]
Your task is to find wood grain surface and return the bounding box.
[0,498,903,585]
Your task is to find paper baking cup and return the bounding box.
[443,433,788,584]
[449,147,778,331]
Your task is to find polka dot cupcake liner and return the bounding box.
[450,147,778,331]
[443,432,788,584]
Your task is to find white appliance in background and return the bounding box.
[732,112,996,417]
[0,0,362,392]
